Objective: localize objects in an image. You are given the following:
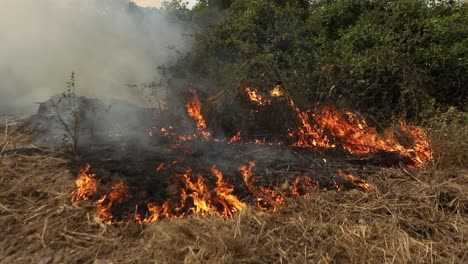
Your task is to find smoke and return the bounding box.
[0,0,190,115]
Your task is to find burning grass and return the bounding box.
[0,88,465,262]
[0,152,466,263]
[38,85,435,225]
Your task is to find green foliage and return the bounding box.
[165,0,467,123]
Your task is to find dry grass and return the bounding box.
[0,151,466,263]
[425,107,468,169]
[0,116,467,263]
[0,117,36,155]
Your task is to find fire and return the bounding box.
[156,162,166,172]
[72,164,98,201]
[96,180,131,223]
[181,86,431,168]
[211,166,245,216]
[229,131,241,143]
[144,202,171,223]
[175,166,245,217]
[399,121,433,167]
[336,171,373,192]
[73,162,373,224]
[238,161,281,211]
[138,165,246,223]
[70,85,434,224]
[238,162,371,211]
[290,177,317,196]
[270,85,283,97]
[291,107,333,148]
[245,87,271,105]
[185,88,211,138]
[241,86,433,168]
[309,106,433,167]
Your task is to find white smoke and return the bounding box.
[0,0,190,115]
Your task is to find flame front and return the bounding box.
[74,162,371,224]
[242,86,433,168]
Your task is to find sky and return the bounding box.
[135,0,198,8]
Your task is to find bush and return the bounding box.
[163,0,467,125]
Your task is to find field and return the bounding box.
[1,1,467,263]
[0,121,466,263]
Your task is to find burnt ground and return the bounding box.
[69,133,393,222]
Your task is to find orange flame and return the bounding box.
[229,131,241,143]
[238,162,285,211]
[72,164,98,202]
[245,87,271,105]
[73,162,373,224]
[336,171,373,192]
[242,87,433,168]
[291,106,333,148]
[143,166,246,222]
[144,202,171,223]
[270,85,283,97]
[238,162,372,210]
[70,84,434,224]
[211,166,245,216]
[96,180,131,223]
[312,106,432,167]
[185,88,211,138]
[156,162,166,172]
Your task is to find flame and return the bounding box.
[185,88,211,138]
[291,106,333,148]
[245,87,271,105]
[177,167,245,217]
[156,162,166,172]
[242,87,433,168]
[73,162,372,224]
[211,166,245,216]
[72,164,98,201]
[290,177,317,196]
[237,162,373,211]
[399,121,433,167]
[143,165,246,223]
[336,171,373,192]
[270,85,283,97]
[144,202,171,223]
[311,106,432,167]
[238,162,285,211]
[229,132,241,143]
[96,180,131,223]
